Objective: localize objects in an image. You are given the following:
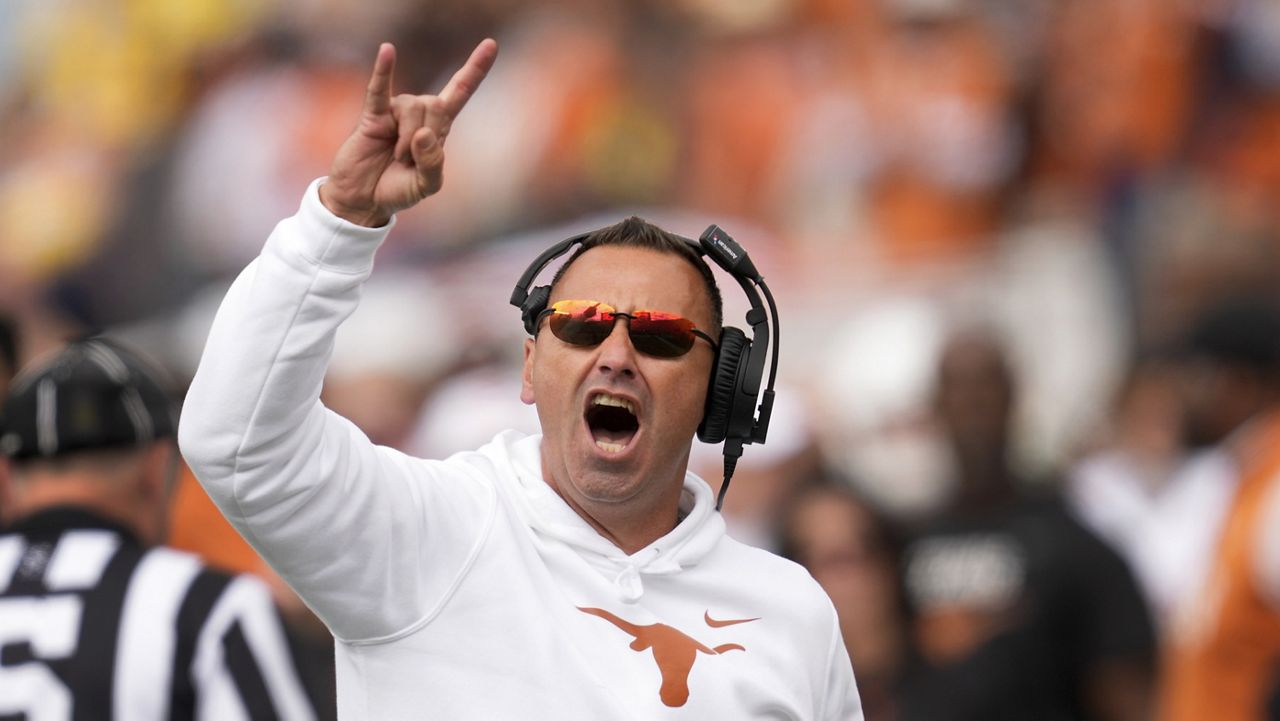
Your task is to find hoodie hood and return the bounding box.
[484,430,725,602]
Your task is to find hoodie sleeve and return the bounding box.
[178,180,494,643]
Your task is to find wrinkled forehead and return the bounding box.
[550,246,715,329]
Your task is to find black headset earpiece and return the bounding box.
[697,326,748,445]
[520,285,552,336]
[510,224,780,510]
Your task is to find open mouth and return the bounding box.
[585,393,640,453]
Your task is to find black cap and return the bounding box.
[0,337,177,461]
[1182,297,1280,375]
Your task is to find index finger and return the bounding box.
[438,38,499,118]
[364,42,397,115]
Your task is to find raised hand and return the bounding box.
[319,39,498,227]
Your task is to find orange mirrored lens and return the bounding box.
[545,300,701,358]
[549,300,617,346]
[629,312,697,356]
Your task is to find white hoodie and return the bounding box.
[179,180,863,720]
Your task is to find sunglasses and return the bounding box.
[537,299,718,358]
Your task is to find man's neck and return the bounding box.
[542,468,685,555]
[573,501,681,555]
[6,479,155,544]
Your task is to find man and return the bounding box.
[896,329,1156,721]
[1158,297,1280,721]
[0,337,317,720]
[179,40,861,719]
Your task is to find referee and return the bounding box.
[0,337,317,720]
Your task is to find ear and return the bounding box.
[139,442,177,503]
[520,338,537,405]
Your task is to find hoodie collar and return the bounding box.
[494,431,725,599]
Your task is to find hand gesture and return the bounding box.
[319,40,498,227]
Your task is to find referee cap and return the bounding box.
[0,337,177,461]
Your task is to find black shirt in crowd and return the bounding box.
[897,493,1156,721]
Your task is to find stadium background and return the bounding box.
[2,0,1278,716]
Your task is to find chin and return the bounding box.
[572,464,649,505]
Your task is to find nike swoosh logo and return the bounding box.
[705,611,760,628]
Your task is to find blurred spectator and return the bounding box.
[811,295,955,521]
[1030,0,1197,198]
[1158,296,1280,721]
[0,0,275,322]
[0,337,317,719]
[897,328,1156,721]
[1066,354,1204,626]
[863,0,1021,263]
[780,477,912,721]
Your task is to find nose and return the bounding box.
[595,318,638,377]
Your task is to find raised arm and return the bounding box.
[178,41,498,642]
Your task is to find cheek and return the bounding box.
[529,357,561,412]
[663,365,711,429]
[529,345,588,423]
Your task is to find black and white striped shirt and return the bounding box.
[0,507,317,720]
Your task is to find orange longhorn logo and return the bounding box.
[578,607,759,707]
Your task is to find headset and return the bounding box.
[509,224,780,510]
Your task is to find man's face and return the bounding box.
[934,335,1012,456]
[521,245,716,514]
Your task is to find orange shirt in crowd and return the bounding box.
[1159,412,1280,721]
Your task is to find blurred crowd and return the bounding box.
[5,0,1280,718]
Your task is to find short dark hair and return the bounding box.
[549,217,724,333]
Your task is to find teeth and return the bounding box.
[595,440,625,453]
[592,394,635,415]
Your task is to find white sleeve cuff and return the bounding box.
[284,177,396,274]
